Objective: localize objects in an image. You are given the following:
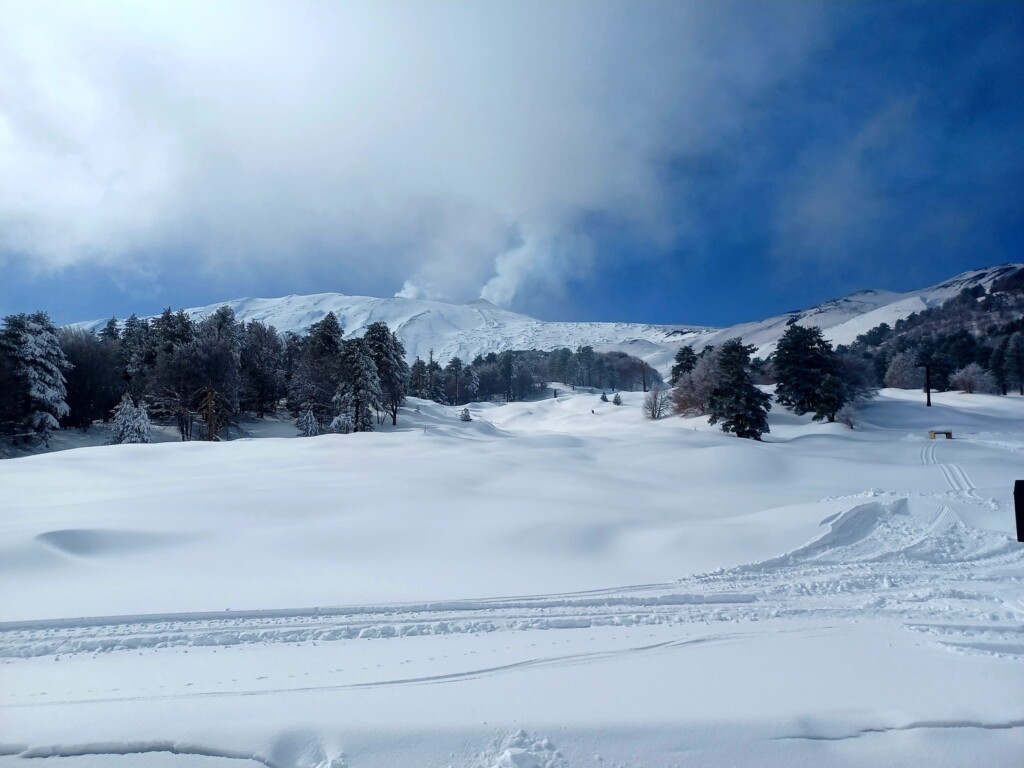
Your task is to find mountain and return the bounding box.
[74,263,1022,372]
[691,263,1022,358]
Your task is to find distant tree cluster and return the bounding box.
[835,271,1024,396]
[405,345,661,406]
[1,305,665,449]
[0,307,412,447]
[669,339,773,439]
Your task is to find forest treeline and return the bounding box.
[0,306,660,446]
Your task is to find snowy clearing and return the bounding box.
[1,389,1023,767]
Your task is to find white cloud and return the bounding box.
[0,0,825,305]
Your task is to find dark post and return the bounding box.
[1015,480,1024,543]
[924,364,931,407]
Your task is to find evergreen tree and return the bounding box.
[334,338,382,433]
[600,392,609,402]
[408,356,427,398]
[773,325,838,415]
[989,337,1010,395]
[459,407,472,422]
[445,357,464,404]
[707,338,771,440]
[464,366,480,402]
[670,346,697,384]
[98,317,121,343]
[363,323,409,424]
[0,312,71,443]
[813,374,845,423]
[107,393,152,444]
[240,320,285,417]
[426,349,446,403]
[1007,332,1024,396]
[120,313,150,399]
[612,392,622,405]
[58,328,123,428]
[288,311,344,426]
[297,409,319,437]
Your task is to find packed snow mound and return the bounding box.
[71,264,1022,372]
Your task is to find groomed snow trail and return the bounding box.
[4,496,1021,679]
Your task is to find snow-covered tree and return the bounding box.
[600,392,609,402]
[642,385,669,420]
[671,347,720,415]
[883,351,925,389]
[612,392,622,405]
[288,311,344,426]
[107,394,152,444]
[297,409,319,437]
[707,338,771,440]
[120,313,150,399]
[0,312,71,443]
[949,363,997,394]
[459,407,472,422]
[363,322,409,425]
[463,366,480,402]
[333,338,382,433]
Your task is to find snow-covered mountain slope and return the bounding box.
[74,263,1022,369]
[77,294,713,372]
[695,263,1023,357]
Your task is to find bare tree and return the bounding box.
[642,384,669,420]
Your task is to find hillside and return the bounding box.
[2,389,1023,766]
[73,263,1023,372]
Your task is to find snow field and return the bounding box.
[1,388,1023,766]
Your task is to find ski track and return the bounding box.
[3,491,1021,673]
[2,443,1024,766]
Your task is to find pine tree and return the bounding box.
[98,317,121,343]
[0,312,71,443]
[774,325,839,415]
[240,320,284,417]
[459,407,472,422]
[707,338,771,440]
[445,357,464,404]
[362,323,409,424]
[107,394,152,444]
[120,313,150,399]
[813,374,845,422]
[297,409,319,437]
[612,392,622,405]
[408,356,427,398]
[288,311,344,426]
[600,392,609,402]
[334,338,382,433]
[1007,332,1024,396]
[989,337,1010,395]
[670,346,697,384]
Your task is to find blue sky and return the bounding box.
[1,1,1021,327]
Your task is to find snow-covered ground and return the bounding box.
[2,389,1023,767]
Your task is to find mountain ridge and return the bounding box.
[73,263,1022,373]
